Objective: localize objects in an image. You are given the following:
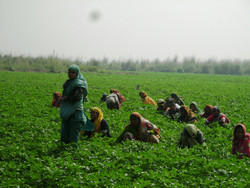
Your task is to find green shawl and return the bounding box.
[180,124,199,148]
[190,102,203,115]
[60,64,88,120]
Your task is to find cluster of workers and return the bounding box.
[52,64,249,159]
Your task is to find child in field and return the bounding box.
[190,102,203,116]
[82,107,111,138]
[178,106,198,123]
[232,123,250,159]
[200,105,213,118]
[139,91,157,106]
[178,124,206,148]
[52,91,61,107]
[204,106,230,127]
[116,112,161,144]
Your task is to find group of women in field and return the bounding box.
[52,64,249,158]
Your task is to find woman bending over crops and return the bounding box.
[139,91,157,106]
[178,106,198,123]
[164,101,180,120]
[178,124,206,148]
[116,112,161,144]
[200,105,213,118]
[59,64,88,145]
[171,92,185,106]
[190,102,202,116]
[82,107,111,138]
[204,106,230,127]
[106,93,120,110]
[232,123,250,159]
[156,99,166,114]
[52,91,61,107]
[110,89,126,106]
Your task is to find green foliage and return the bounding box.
[1,54,250,75]
[0,71,249,187]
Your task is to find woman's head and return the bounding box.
[90,107,102,120]
[234,124,246,140]
[139,91,147,98]
[204,105,213,113]
[130,113,141,126]
[190,102,197,111]
[171,92,177,99]
[212,106,220,116]
[157,99,165,107]
[68,64,80,80]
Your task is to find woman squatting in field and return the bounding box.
[82,107,111,138]
[204,106,230,127]
[232,123,250,159]
[139,91,157,106]
[116,112,161,144]
[59,64,88,145]
[178,124,206,148]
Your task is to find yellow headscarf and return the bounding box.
[91,107,103,133]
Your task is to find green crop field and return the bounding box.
[0,71,249,187]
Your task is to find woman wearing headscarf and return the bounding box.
[139,91,157,106]
[59,64,88,145]
[116,112,161,144]
[82,107,111,138]
[52,91,61,107]
[178,124,206,148]
[178,105,198,123]
[106,93,120,110]
[171,92,185,106]
[204,106,230,127]
[164,101,180,121]
[156,99,166,113]
[190,102,203,116]
[110,89,126,106]
[200,105,213,118]
[232,124,250,159]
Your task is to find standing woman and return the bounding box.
[59,64,88,145]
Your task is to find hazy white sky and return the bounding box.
[0,0,250,61]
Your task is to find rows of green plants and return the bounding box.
[0,71,249,187]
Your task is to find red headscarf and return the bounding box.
[232,124,250,158]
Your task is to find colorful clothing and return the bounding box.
[178,124,205,148]
[116,112,161,144]
[200,105,213,118]
[178,106,197,123]
[60,64,88,144]
[171,92,185,106]
[91,107,111,137]
[190,102,203,116]
[205,106,230,126]
[139,91,157,106]
[232,124,250,159]
[110,89,126,106]
[52,91,61,107]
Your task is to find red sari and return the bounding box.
[232,124,250,159]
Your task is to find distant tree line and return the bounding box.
[0,54,250,75]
